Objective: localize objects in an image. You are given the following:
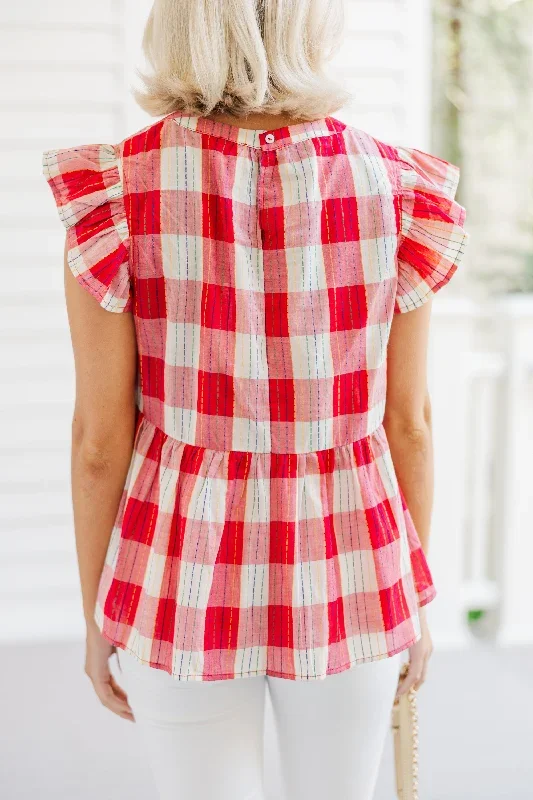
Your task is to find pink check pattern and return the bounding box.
[43,112,468,680]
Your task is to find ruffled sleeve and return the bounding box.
[394,145,469,314]
[42,143,132,313]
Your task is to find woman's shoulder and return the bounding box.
[119,114,175,159]
[338,121,463,201]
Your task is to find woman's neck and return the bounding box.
[203,110,315,130]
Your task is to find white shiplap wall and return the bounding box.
[0,0,431,642]
[334,0,432,148]
[0,0,139,641]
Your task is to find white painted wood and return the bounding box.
[425,299,477,648]
[1,449,68,485]
[460,353,505,612]
[465,356,504,586]
[493,297,533,646]
[3,68,119,106]
[346,75,403,110]
[3,1,116,24]
[0,229,65,253]
[1,111,118,145]
[0,302,69,333]
[349,1,402,31]
[402,0,433,149]
[337,34,404,71]
[330,0,431,144]
[3,491,72,521]
[121,0,153,134]
[0,2,128,647]
[3,334,71,368]
[0,594,85,643]
[3,269,64,296]
[0,30,118,64]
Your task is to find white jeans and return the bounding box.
[116,648,401,800]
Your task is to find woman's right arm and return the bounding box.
[383,299,434,555]
[383,298,435,696]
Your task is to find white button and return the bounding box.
[265,133,275,143]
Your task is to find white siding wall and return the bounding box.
[0,1,432,641]
[0,0,136,641]
[334,0,432,148]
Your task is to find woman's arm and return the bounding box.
[383,300,434,555]
[383,299,434,696]
[64,241,137,719]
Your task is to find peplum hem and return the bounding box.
[94,411,435,681]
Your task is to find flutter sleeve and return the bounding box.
[394,145,469,314]
[42,143,132,313]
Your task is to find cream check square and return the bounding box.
[188,477,227,524]
[235,646,267,671]
[165,321,201,368]
[132,633,159,663]
[347,631,388,662]
[278,158,322,207]
[240,564,269,607]
[178,561,214,610]
[365,322,389,370]
[294,418,333,454]
[286,245,327,293]
[161,234,204,281]
[366,398,386,434]
[173,649,205,678]
[158,467,181,514]
[231,417,271,454]
[348,153,394,197]
[333,463,364,513]
[244,476,270,524]
[296,471,323,522]
[294,644,329,667]
[161,144,202,192]
[290,332,334,379]
[234,243,264,292]
[164,405,197,442]
[234,331,269,379]
[293,559,328,607]
[375,450,398,500]
[361,235,397,284]
[338,549,378,595]
[143,552,168,596]
[232,153,259,206]
[396,281,431,313]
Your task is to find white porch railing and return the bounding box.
[426,295,533,649]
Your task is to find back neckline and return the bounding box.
[169,111,346,149]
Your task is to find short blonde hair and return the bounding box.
[135,0,353,120]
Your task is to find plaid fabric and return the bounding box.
[42,113,468,681]
[43,144,132,313]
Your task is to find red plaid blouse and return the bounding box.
[43,112,468,681]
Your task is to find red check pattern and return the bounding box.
[42,112,468,680]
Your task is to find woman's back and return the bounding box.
[43,110,467,680]
[44,111,465,451]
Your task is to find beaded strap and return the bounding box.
[392,663,419,800]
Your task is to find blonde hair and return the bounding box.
[135,0,353,120]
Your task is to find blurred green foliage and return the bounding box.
[432,0,533,292]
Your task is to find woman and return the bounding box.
[42,1,468,798]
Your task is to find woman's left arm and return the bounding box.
[64,241,137,719]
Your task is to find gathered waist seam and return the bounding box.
[134,408,386,457]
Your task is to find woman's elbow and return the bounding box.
[71,410,134,472]
[383,392,433,441]
[71,419,112,475]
